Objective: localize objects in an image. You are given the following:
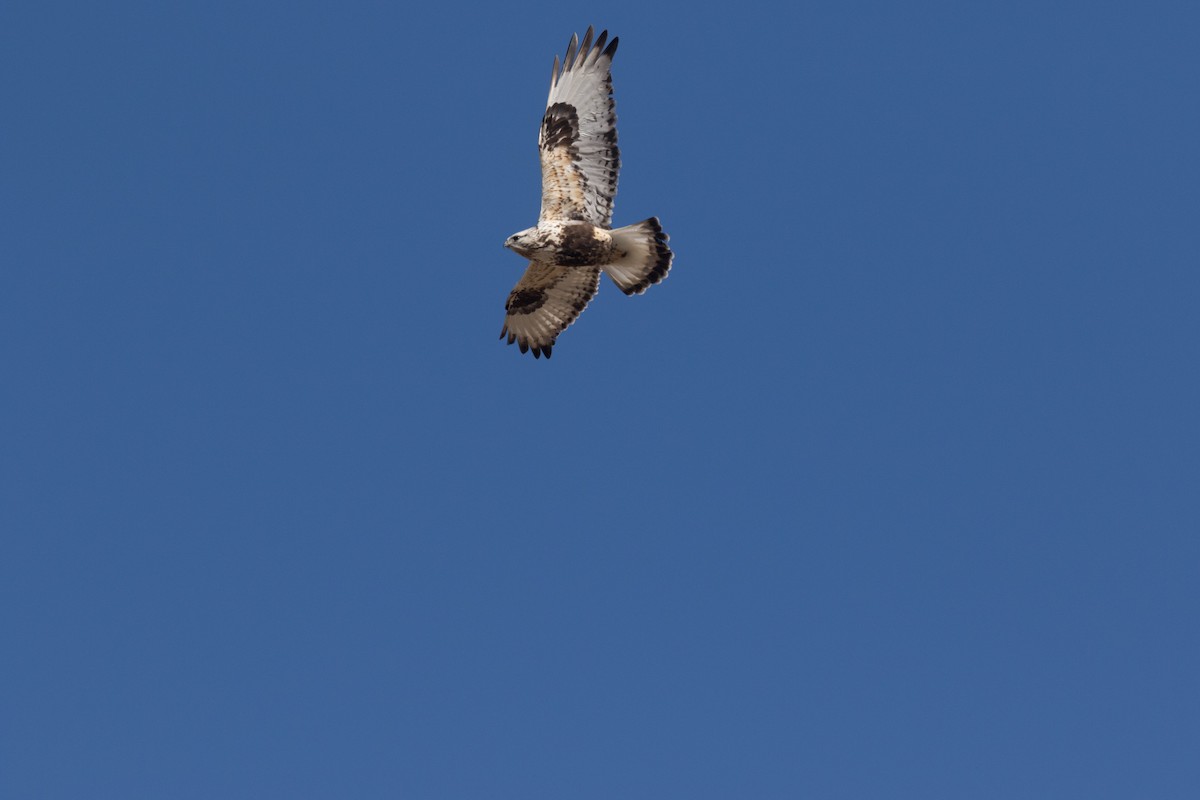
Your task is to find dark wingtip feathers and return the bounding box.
[579,27,594,65]
[563,32,578,76]
[507,338,554,359]
[551,27,617,87]
[500,325,556,360]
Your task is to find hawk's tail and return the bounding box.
[603,218,673,295]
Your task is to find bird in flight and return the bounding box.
[500,27,674,359]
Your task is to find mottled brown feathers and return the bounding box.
[499,263,601,359]
[500,28,670,360]
[556,223,612,266]
[540,104,578,153]
[537,27,619,227]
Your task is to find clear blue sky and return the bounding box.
[3,1,1198,797]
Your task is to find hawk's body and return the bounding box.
[501,27,674,359]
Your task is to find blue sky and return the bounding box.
[2,1,1198,796]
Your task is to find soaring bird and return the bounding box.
[500,27,674,359]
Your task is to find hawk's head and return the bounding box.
[504,227,542,259]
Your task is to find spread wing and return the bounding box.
[500,263,601,359]
[539,27,620,227]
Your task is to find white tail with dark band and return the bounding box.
[604,217,674,296]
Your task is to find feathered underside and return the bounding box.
[538,27,620,228]
[500,27,673,361]
[499,262,602,359]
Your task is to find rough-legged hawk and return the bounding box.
[501,27,674,359]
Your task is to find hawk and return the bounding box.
[500,27,674,359]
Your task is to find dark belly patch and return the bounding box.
[557,224,611,267]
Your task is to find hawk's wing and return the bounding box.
[539,27,620,227]
[500,263,601,359]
